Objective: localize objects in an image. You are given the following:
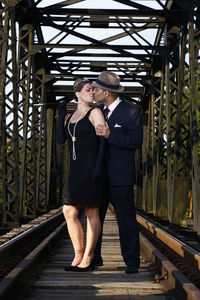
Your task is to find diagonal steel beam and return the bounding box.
[45,0,85,9]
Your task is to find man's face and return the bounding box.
[93,87,107,103]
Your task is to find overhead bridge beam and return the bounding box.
[37,8,179,17]
[49,86,143,98]
[42,18,165,26]
[34,44,167,51]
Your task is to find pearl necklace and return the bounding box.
[67,108,90,160]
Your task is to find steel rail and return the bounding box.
[0,221,66,300]
[0,208,64,282]
[137,214,200,270]
[140,233,200,300]
[137,213,200,292]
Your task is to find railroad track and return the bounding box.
[0,207,199,300]
[0,207,66,299]
[137,213,200,288]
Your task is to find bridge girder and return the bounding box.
[0,0,199,234]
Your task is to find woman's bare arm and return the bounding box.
[89,107,105,128]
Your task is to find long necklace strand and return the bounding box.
[67,108,90,160]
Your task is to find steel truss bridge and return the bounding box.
[0,0,200,235]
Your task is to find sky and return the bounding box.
[34,0,166,91]
[37,0,165,44]
[38,0,166,9]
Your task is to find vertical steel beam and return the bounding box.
[144,97,153,213]
[165,56,173,222]
[46,107,54,206]
[0,4,8,226]
[171,22,190,226]
[189,0,200,234]
[151,89,156,214]
[156,64,168,219]
[142,112,148,212]
[0,7,20,226]
[164,19,191,225]
[33,71,48,213]
[17,24,35,219]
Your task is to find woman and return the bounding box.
[57,78,105,272]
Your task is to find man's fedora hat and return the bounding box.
[92,71,124,93]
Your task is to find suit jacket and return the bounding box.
[105,99,143,186]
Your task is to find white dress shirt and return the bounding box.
[104,97,121,119]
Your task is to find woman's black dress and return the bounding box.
[60,109,105,206]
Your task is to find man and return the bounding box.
[92,71,143,274]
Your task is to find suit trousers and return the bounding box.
[95,185,140,268]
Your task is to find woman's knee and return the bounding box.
[85,207,100,220]
[63,205,79,220]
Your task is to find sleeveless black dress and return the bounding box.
[62,109,105,206]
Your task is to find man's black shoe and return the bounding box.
[125,266,138,274]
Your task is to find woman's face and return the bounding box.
[77,83,94,103]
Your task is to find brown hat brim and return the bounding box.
[92,81,124,93]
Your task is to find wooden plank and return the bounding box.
[22,209,169,300]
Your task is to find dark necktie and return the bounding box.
[103,107,110,120]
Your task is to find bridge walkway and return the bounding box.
[22,208,170,300]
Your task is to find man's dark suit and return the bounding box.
[95,99,143,269]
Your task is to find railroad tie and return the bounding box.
[22,208,169,300]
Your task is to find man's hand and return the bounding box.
[96,122,110,139]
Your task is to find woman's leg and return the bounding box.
[63,205,84,266]
[78,206,101,268]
